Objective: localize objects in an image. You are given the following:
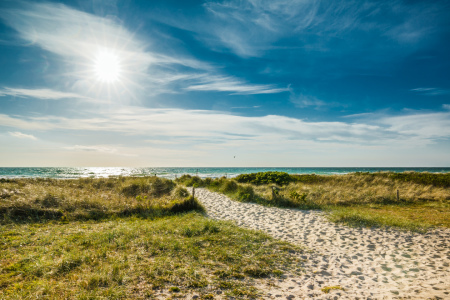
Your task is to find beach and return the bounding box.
[193,188,450,299]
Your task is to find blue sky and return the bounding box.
[0,0,449,167]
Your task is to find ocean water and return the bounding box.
[0,167,449,179]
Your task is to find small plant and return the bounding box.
[172,186,189,198]
[169,286,180,292]
[135,195,147,201]
[289,191,307,202]
[321,285,345,293]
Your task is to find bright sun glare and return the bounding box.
[94,50,121,82]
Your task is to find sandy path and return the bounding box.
[194,188,450,299]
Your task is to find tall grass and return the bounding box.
[0,177,203,224]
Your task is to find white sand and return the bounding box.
[193,188,450,299]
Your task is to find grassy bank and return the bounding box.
[0,177,202,224]
[1,177,303,299]
[176,172,450,231]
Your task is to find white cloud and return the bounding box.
[157,0,442,58]
[410,87,449,96]
[378,112,450,140]
[289,93,325,108]
[185,76,289,94]
[0,87,86,100]
[63,145,136,157]
[9,131,37,140]
[1,107,449,148]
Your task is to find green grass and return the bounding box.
[176,173,450,231]
[0,213,302,299]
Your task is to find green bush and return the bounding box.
[220,180,238,193]
[176,175,205,187]
[236,185,255,202]
[235,172,292,186]
[289,191,307,203]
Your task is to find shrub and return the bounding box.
[169,198,205,214]
[289,191,307,203]
[172,186,189,198]
[121,183,149,197]
[220,180,238,193]
[178,175,204,187]
[235,172,292,186]
[237,185,255,202]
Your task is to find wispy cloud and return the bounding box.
[1,107,449,148]
[63,145,136,157]
[0,87,86,100]
[185,76,288,94]
[158,0,444,59]
[289,93,325,109]
[9,131,37,140]
[231,106,261,109]
[410,87,449,96]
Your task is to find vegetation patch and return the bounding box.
[321,285,345,293]
[0,177,203,224]
[0,213,302,299]
[235,171,292,186]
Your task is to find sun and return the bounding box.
[94,50,121,82]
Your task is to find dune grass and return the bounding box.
[0,213,302,299]
[0,177,304,299]
[0,177,202,224]
[176,172,450,231]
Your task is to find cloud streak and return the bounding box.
[63,145,136,157]
[185,76,289,94]
[157,0,444,60]
[1,108,449,148]
[9,131,37,140]
[410,87,450,96]
[0,87,86,100]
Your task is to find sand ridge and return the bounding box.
[194,188,450,299]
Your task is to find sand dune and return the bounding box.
[194,188,450,299]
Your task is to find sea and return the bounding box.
[0,167,449,179]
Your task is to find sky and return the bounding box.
[0,0,449,167]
